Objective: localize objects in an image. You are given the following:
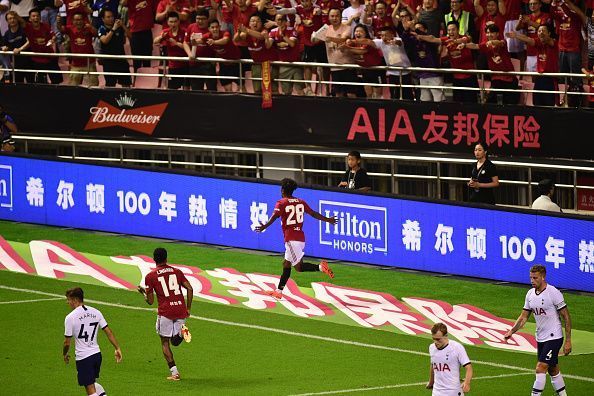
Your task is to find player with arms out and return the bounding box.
[426,322,473,396]
[504,264,571,396]
[138,247,193,381]
[63,287,122,396]
[255,178,337,300]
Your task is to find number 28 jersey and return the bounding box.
[144,265,189,320]
[274,197,314,242]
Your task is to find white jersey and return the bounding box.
[429,340,470,396]
[64,305,108,361]
[523,285,566,342]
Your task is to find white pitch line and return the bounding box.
[288,372,534,396]
[0,297,63,305]
[1,284,593,383]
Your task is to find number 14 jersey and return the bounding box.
[274,197,314,242]
[144,265,190,320]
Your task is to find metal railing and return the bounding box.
[13,134,594,212]
[2,51,593,103]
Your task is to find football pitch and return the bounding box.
[0,220,593,395]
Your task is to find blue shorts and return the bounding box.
[76,352,102,386]
[537,338,563,366]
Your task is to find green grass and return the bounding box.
[0,220,593,395]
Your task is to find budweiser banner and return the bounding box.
[2,84,593,159]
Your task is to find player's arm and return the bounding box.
[181,279,193,313]
[558,306,572,355]
[102,326,123,363]
[308,209,337,224]
[255,212,280,232]
[138,285,155,305]
[63,336,71,364]
[462,363,473,393]
[504,309,531,340]
[426,363,434,389]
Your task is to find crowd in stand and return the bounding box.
[1,0,594,105]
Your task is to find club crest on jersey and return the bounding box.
[319,200,387,255]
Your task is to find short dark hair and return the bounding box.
[209,19,220,27]
[167,11,180,20]
[475,141,489,156]
[530,264,546,276]
[348,150,362,159]
[538,179,554,195]
[415,21,428,31]
[431,322,448,335]
[99,8,115,19]
[485,24,500,33]
[153,247,168,265]
[66,287,84,302]
[29,8,41,16]
[281,178,298,196]
[72,11,85,19]
[196,9,209,19]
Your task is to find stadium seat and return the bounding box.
[134,67,161,89]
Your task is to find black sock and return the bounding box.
[300,262,319,272]
[167,360,176,369]
[171,334,183,346]
[278,267,292,290]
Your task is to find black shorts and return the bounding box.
[168,66,188,90]
[537,338,563,366]
[76,352,102,386]
[302,44,328,63]
[102,59,132,87]
[219,62,240,86]
[331,69,359,95]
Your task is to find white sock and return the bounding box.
[318,264,322,271]
[89,393,98,396]
[170,365,179,376]
[551,373,567,396]
[94,382,106,396]
[531,373,546,395]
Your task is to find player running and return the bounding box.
[255,178,337,300]
[138,247,193,381]
[63,287,122,396]
[504,265,571,396]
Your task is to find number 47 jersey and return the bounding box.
[64,305,108,361]
[275,197,314,243]
[144,265,190,320]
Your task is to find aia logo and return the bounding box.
[533,308,547,315]
[84,93,168,135]
[433,362,451,372]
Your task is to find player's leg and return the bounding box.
[161,336,180,380]
[94,382,106,396]
[171,319,191,344]
[265,259,292,299]
[295,259,334,279]
[77,352,102,395]
[547,338,567,396]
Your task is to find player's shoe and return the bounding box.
[320,260,334,279]
[167,373,181,381]
[180,324,192,343]
[265,289,283,300]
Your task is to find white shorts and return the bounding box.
[505,20,526,53]
[155,315,186,338]
[284,241,305,265]
[432,389,464,396]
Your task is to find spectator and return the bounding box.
[0,104,16,152]
[25,8,63,84]
[1,0,11,81]
[59,0,92,26]
[223,0,258,92]
[156,0,190,28]
[10,0,35,22]
[314,7,358,97]
[516,0,550,73]
[317,0,343,25]
[345,23,384,98]
[270,13,304,95]
[98,8,131,87]
[342,0,365,31]
[125,0,156,71]
[502,0,525,71]
[550,0,587,107]
[467,141,499,205]
[467,24,519,104]
[581,66,594,108]
[405,20,444,101]
[506,24,558,106]
[233,13,277,94]
[588,9,594,69]
[203,19,241,92]
[61,10,98,86]
[35,0,61,43]
[417,0,443,38]
[154,11,188,89]
[474,0,505,70]
[1,11,33,83]
[444,0,475,40]
[532,179,562,212]
[338,150,372,191]
[361,1,396,39]
[183,9,216,91]
[0,0,9,35]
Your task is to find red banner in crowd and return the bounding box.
[261,61,273,109]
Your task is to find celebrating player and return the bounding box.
[426,322,473,395]
[255,178,337,300]
[63,287,122,396]
[504,265,572,396]
[138,247,193,381]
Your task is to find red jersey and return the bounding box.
[551,3,583,53]
[503,0,521,21]
[477,13,505,45]
[317,0,343,24]
[535,37,558,74]
[157,0,191,28]
[24,22,54,63]
[63,0,89,26]
[160,27,187,68]
[184,23,214,57]
[526,12,551,56]
[479,41,515,81]
[64,25,95,67]
[274,197,314,242]
[371,15,395,39]
[203,31,241,59]
[350,44,383,67]
[144,265,189,320]
[441,35,475,79]
[127,0,156,33]
[295,5,323,46]
[270,26,300,62]
[247,31,278,63]
[228,4,258,46]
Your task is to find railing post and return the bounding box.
[239,60,243,92]
[119,144,124,164]
[573,170,578,211]
[436,161,441,199]
[167,146,172,168]
[479,73,485,103]
[11,52,16,83]
[527,167,532,206]
[300,154,305,183]
[399,69,403,100]
[563,76,569,107]
[211,149,216,174]
[86,56,90,86]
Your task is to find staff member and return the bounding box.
[0,104,16,152]
[467,141,499,204]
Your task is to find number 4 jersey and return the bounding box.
[144,265,189,320]
[274,197,314,242]
[64,305,108,361]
